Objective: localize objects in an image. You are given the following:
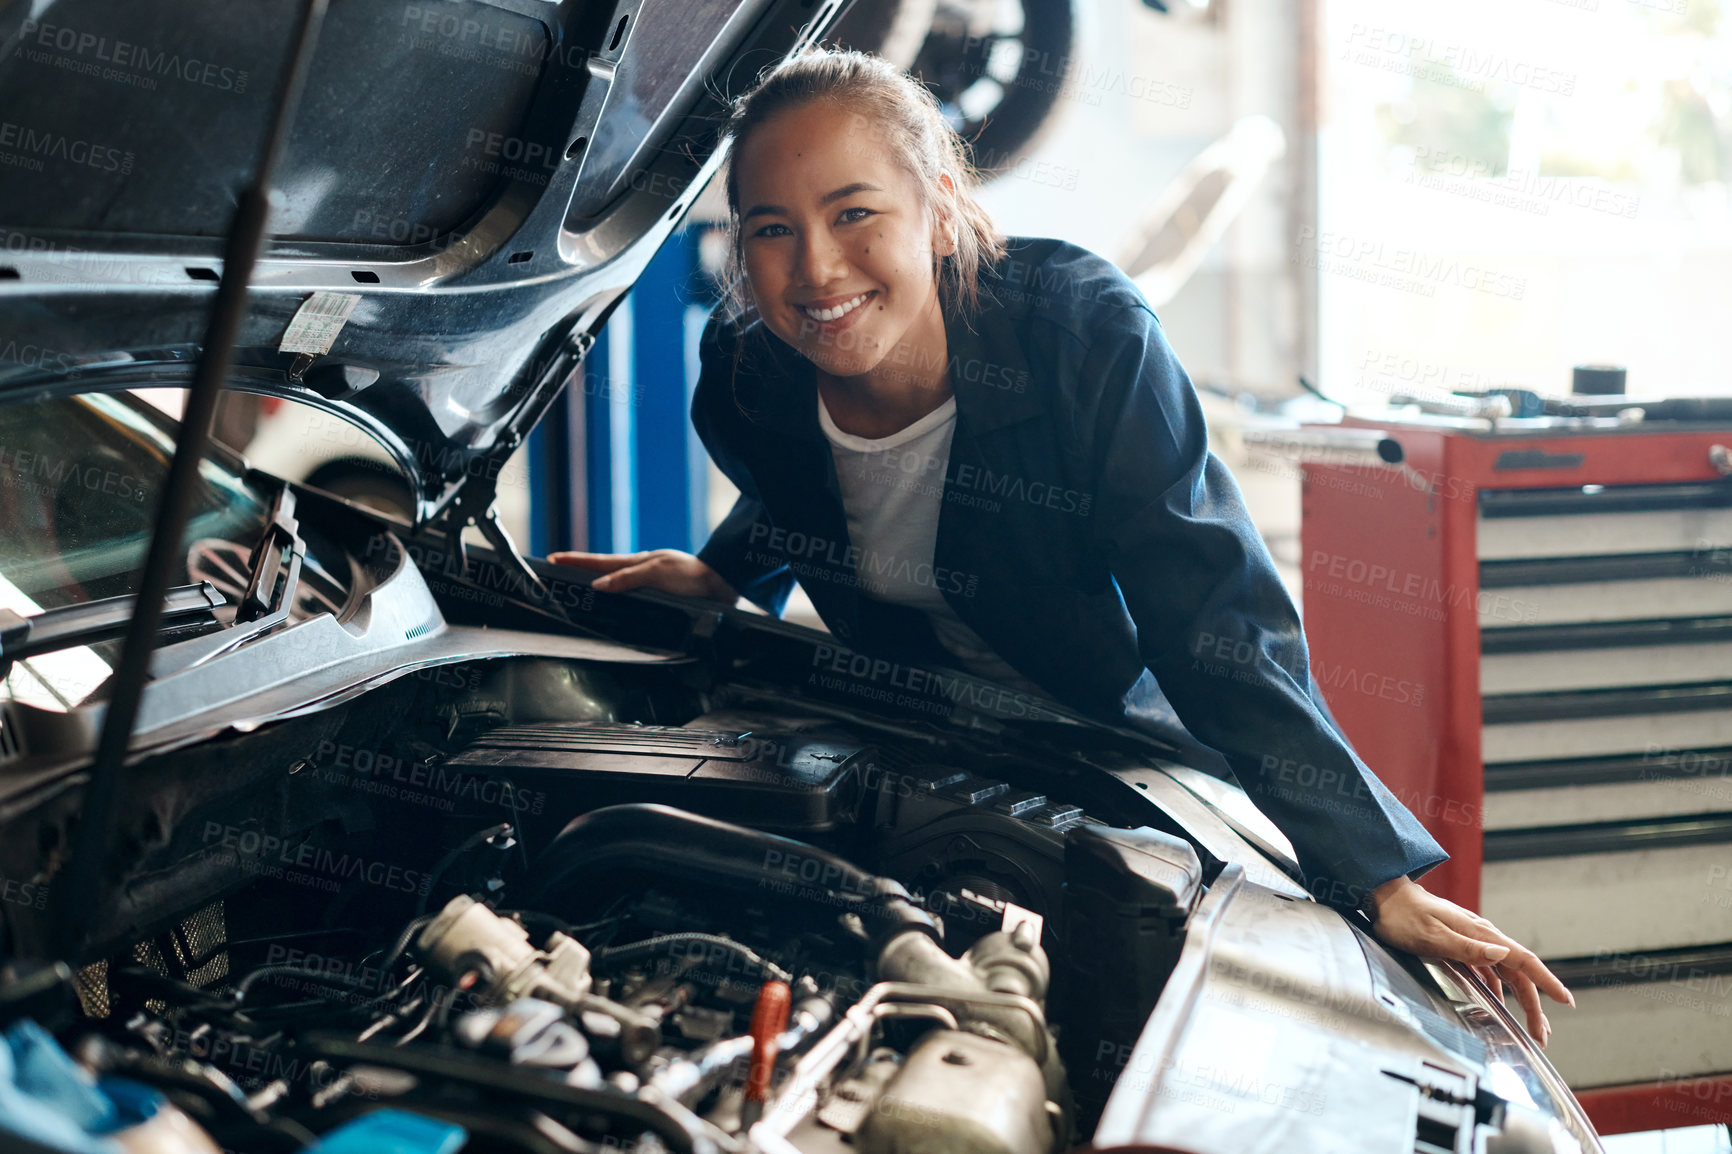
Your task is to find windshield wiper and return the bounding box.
[146,483,304,677]
[0,583,225,666]
[236,482,303,625]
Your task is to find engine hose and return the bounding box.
[527,804,941,949]
[593,933,794,985]
[303,1035,729,1154]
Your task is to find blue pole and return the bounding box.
[632,228,706,551]
[584,304,639,553]
[528,228,718,558]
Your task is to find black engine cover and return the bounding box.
[443,723,869,833]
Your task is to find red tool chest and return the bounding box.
[1298,416,1732,1135]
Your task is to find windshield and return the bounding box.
[0,391,272,709]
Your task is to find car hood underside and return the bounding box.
[0,0,839,524]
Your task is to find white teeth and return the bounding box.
[801,293,869,322]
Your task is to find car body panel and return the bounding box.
[1096,865,1600,1154]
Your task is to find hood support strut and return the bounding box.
[433,327,594,619]
[50,0,332,964]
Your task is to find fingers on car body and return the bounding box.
[546,550,648,574]
[547,549,734,601]
[1435,906,1570,1046]
[548,550,664,590]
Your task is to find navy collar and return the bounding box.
[943,293,1047,434]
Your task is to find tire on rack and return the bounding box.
[911,0,1077,177]
[826,0,1077,179]
[824,0,939,69]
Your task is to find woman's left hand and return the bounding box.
[1366,875,1575,1047]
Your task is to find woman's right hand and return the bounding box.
[546,549,738,605]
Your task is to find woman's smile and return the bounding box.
[798,290,876,325]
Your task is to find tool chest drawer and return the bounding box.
[1477,480,1732,957]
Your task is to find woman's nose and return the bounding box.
[796,231,848,286]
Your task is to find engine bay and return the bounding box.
[0,655,1211,1154]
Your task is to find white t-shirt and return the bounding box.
[817,391,1043,695]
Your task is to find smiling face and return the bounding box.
[734,101,955,383]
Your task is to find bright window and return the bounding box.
[1319,0,1732,403]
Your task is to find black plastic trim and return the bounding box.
[1479,481,1732,519]
[1479,617,1732,655]
[1483,682,1732,725]
[1484,748,1732,792]
[1546,942,1732,987]
[1484,814,1732,862]
[1479,550,1732,588]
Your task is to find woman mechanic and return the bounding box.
[550,49,1573,1042]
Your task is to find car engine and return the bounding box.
[4,666,1207,1154]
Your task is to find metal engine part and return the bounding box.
[875,923,1056,1078]
[757,921,1067,1154]
[871,920,1069,1148]
[453,997,603,1086]
[416,894,593,1006]
[855,1029,1055,1154]
[414,894,663,1062]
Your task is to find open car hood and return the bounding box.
[0,0,839,525]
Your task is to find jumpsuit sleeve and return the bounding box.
[1088,303,1447,908]
[696,491,795,616]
